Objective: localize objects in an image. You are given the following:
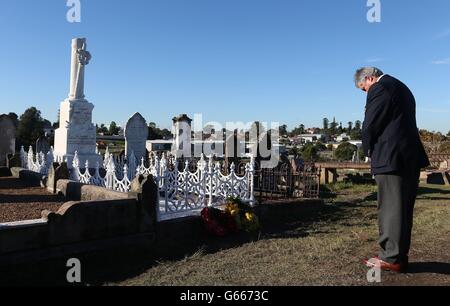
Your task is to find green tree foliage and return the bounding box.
[289,146,301,157]
[315,141,327,151]
[347,121,353,132]
[53,109,60,129]
[290,124,305,136]
[279,124,288,136]
[301,143,319,162]
[349,120,362,140]
[334,142,358,161]
[109,121,120,135]
[323,118,329,131]
[97,123,109,135]
[330,117,338,134]
[17,107,45,149]
[148,122,173,140]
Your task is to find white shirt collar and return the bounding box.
[377,74,386,82]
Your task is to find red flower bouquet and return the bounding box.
[201,207,238,237]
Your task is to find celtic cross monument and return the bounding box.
[54,38,102,168]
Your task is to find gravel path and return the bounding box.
[0,177,66,223]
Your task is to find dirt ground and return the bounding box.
[0,177,65,223]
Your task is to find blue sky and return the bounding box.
[0,0,449,132]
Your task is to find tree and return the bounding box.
[323,118,329,131]
[350,129,362,140]
[290,124,305,136]
[315,141,327,152]
[358,147,367,161]
[334,142,358,161]
[97,123,108,135]
[330,117,338,134]
[347,121,353,132]
[447,131,450,137]
[148,123,173,140]
[279,124,288,136]
[301,143,318,162]
[289,146,301,157]
[17,107,45,149]
[53,109,60,129]
[109,121,120,135]
[350,120,362,140]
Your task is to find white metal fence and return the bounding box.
[20,146,255,220]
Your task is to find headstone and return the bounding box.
[0,114,16,167]
[7,154,21,168]
[125,113,148,161]
[172,114,192,158]
[54,38,102,168]
[47,162,70,194]
[36,134,51,154]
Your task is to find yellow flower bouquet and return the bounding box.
[225,197,260,233]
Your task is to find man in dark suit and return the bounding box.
[354,67,430,273]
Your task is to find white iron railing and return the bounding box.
[20,146,54,176]
[21,147,255,220]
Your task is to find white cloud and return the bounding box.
[432,58,450,65]
[365,58,384,63]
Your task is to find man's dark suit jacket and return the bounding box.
[362,75,430,175]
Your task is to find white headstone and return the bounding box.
[54,38,102,168]
[172,114,192,158]
[125,113,148,161]
[0,115,16,166]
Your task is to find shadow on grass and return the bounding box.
[417,186,450,196]
[408,262,450,275]
[0,195,377,286]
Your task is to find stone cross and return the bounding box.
[69,38,91,101]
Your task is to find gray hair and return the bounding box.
[354,67,384,87]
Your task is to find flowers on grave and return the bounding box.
[200,206,238,237]
[224,197,260,233]
[200,197,260,237]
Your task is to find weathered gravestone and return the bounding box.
[125,113,148,162]
[36,134,51,154]
[0,114,16,167]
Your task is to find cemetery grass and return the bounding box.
[1,182,448,286]
[116,183,450,286]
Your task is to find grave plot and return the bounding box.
[0,177,65,223]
